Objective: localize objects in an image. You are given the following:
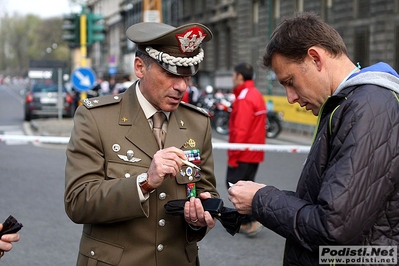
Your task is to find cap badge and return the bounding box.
[176,27,206,53]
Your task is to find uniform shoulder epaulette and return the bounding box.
[179,101,209,117]
[81,94,122,109]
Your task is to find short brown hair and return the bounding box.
[261,12,348,69]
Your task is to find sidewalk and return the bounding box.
[29,118,74,137]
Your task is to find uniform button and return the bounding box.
[90,251,95,256]
[125,173,131,178]
[188,176,193,181]
[158,219,165,227]
[159,192,166,200]
[114,96,119,100]
[157,244,164,251]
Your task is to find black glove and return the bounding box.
[0,215,23,238]
[164,198,245,236]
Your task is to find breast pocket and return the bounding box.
[106,161,149,180]
[175,164,202,185]
[78,233,124,266]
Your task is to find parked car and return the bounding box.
[24,82,75,121]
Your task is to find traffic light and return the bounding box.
[62,14,80,47]
[87,13,105,46]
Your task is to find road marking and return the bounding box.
[0,126,28,145]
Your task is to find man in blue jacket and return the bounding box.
[228,12,399,265]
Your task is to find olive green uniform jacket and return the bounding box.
[64,85,218,266]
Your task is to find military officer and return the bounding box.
[65,22,219,266]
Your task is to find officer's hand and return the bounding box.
[147,147,185,188]
[184,192,215,228]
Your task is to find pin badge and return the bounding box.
[180,169,186,176]
[183,138,196,148]
[188,139,195,148]
[112,144,121,152]
[118,149,141,163]
[186,167,193,176]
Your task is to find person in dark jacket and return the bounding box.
[228,12,399,265]
[0,223,20,258]
[226,62,266,237]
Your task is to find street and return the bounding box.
[0,84,308,266]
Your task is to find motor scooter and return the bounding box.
[266,110,282,138]
[213,107,283,139]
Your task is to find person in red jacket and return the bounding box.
[227,62,266,237]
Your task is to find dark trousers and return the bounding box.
[226,162,259,224]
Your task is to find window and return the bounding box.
[252,1,259,36]
[271,0,280,38]
[395,26,399,72]
[321,0,332,21]
[354,0,370,19]
[226,27,232,68]
[294,0,304,12]
[353,27,370,67]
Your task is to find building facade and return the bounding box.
[84,0,399,95]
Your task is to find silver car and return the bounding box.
[24,82,76,121]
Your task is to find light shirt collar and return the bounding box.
[135,82,170,120]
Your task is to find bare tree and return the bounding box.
[0,13,70,76]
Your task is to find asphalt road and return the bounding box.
[0,142,306,266]
[0,84,309,266]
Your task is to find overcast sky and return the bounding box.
[2,0,81,18]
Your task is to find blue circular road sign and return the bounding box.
[71,67,97,92]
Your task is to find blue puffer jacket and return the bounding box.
[252,63,399,265]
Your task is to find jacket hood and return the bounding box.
[335,62,399,95]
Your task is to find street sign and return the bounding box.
[108,66,117,75]
[71,67,96,91]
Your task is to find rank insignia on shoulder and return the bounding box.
[82,95,122,109]
[83,98,93,107]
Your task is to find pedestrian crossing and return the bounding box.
[0,125,28,145]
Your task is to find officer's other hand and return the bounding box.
[184,192,215,228]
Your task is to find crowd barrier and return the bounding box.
[0,134,311,153]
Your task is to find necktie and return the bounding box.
[152,111,167,149]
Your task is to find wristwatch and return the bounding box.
[137,173,155,193]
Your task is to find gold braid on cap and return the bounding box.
[145,47,204,66]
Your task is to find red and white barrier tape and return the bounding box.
[0,134,311,153]
[212,142,310,153]
[0,134,70,144]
